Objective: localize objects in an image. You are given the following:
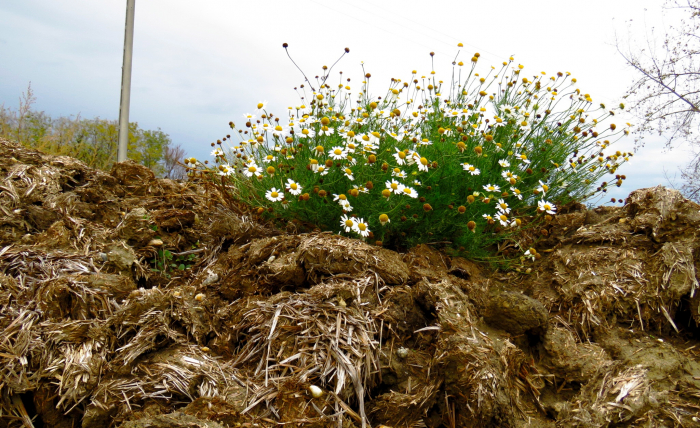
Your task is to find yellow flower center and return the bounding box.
[275,125,283,131]
[469,166,476,172]
[500,203,507,210]
[403,188,412,195]
[302,129,310,135]
[500,214,507,221]
[521,154,527,160]
[362,135,370,141]
[316,146,324,152]
[379,214,389,222]
[544,204,552,210]
[290,183,298,190]
[248,166,257,173]
[420,157,428,165]
[391,183,398,190]
[398,151,406,159]
[358,223,367,231]
[345,168,352,175]
[257,103,264,109]
[339,194,347,200]
[334,149,342,155]
[345,219,354,227]
[270,191,279,198]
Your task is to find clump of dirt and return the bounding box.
[0,136,699,428]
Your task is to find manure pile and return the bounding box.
[1,136,699,428]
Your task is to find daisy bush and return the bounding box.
[192,45,632,256]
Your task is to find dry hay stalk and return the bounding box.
[231,276,380,427]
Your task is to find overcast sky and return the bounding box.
[0,0,692,202]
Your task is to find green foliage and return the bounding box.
[0,84,185,175]
[197,51,632,255]
[151,245,200,277]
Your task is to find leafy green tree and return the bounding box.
[0,85,186,176]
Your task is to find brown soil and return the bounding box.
[1,136,699,428]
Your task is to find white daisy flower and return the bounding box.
[394,148,408,165]
[417,157,429,172]
[386,179,402,194]
[397,184,418,198]
[352,185,369,194]
[379,214,390,225]
[497,212,510,227]
[524,249,535,261]
[392,169,407,178]
[483,183,500,193]
[255,100,268,112]
[211,148,224,157]
[339,199,353,211]
[514,152,531,164]
[242,113,256,120]
[262,154,275,163]
[343,168,354,181]
[286,179,302,196]
[340,214,355,232]
[498,159,510,168]
[319,126,335,136]
[500,104,516,118]
[329,146,346,160]
[244,162,260,177]
[537,180,549,195]
[538,199,556,215]
[297,128,315,139]
[496,199,510,214]
[265,187,283,202]
[367,132,381,145]
[353,218,370,237]
[510,187,523,200]
[463,163,480,175]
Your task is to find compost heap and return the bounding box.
[1,136,700,428]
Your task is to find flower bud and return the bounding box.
[467,221,476,232]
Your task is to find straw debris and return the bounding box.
[0,137,699,427]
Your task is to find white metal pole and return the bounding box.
[117,0,135,162]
